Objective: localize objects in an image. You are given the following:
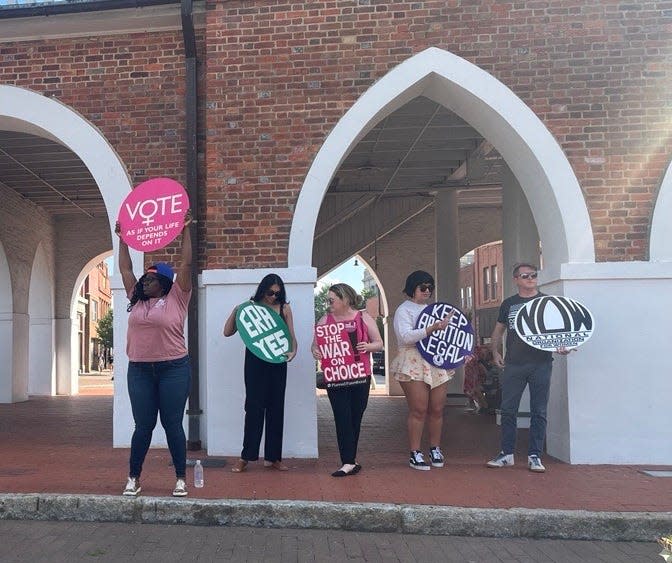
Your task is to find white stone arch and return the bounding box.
[289,47,595,273]
[28,243,55,396]
[0,85,139,405]
[649,157,672,261]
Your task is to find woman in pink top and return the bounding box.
[115,211,193,498]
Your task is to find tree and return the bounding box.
[314,284,330,322]
[96,309,113,350]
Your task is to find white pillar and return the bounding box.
[200,267,318,457]
[501,169,540,429]
[55,316,79,396]
[435,190,463,397]
[0,313,29,403]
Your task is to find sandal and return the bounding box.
[264,460,289,471]
[231,459,248,473]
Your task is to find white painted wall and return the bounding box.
[542,262,672,464]
[200,267,318,457]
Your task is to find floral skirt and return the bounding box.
[391,346,454,389]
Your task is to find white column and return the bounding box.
[502,169,540,428]
[0,313,29,403]
[200,267,318,457]
[55,316,79,396]
[435,190,463,397]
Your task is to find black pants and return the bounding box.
[327,381,370,465]
[241,349,287,462]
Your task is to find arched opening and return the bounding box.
[289,47,594,272]
[0,240,15,402]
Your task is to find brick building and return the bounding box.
[76,261,112,373]
[0,1,670,464]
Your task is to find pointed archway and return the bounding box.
[289,47,594,272]
[649,157,672,261]
[28,243,55,396]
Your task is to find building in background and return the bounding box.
[76,261,111,373]
[460,242,503,344]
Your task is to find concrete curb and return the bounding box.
[0,494,670,541]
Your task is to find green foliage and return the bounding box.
[96,309,113,349]
[314,284,330,322]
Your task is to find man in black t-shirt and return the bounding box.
[486,263,569,473]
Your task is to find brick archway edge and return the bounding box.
[288,47,596,271]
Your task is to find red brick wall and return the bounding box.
[205,0,670,265]
[2,1,670,267]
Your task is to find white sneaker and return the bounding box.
[528,455,546,473]
[172,478,188,497]
[122,477,141,496]
[409,450,430,471]
[429,446,445,468]
[486,452,514,468]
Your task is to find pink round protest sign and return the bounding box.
[117,178,190,252]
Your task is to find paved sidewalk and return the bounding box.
[2,395,669,512]
[0,520,662,562]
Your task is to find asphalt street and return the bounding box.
[0,520,661,562]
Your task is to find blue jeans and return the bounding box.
[500,361,552,457]
[127,356,191,479]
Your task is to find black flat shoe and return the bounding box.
[331,465,359,477]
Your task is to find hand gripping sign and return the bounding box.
[235,301,292,363]
[315,322,368,388]
[117,177,189,252]
[415,302,475,369]
[514,295,595,351]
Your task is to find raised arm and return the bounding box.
[223,305,238,337]
[115,221,137,295]
[174,209,193,292]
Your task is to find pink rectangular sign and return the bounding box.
[315,322,368,388]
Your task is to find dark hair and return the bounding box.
[403,270,434,297]
[251,273,288,304]
[512,263,538,277]
[329,283,363,309]
[127,273,173,312]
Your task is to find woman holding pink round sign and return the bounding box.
[311,283,383,477]
[390,270,455,471]
[223,274,298,474]
[116,209,193,498]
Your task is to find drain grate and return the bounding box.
[640,470,672,477]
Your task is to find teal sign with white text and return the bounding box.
[235,301,291,363]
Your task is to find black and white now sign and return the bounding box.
[514,296,595,351]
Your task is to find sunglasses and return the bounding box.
[418,284,434,292]
[327,297,337,304]
[265,290,281,297]
[517,272,538,280]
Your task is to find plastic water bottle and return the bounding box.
[194,459,204,488]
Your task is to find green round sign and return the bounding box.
[235,301,291,364]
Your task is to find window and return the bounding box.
[92,300,98,322]
[483,267,490,301]
[460,287,465,309]
[491,265,498,300]
[467,287,473,309]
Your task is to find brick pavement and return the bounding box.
[0,520,661,562]
[0,394,670,512]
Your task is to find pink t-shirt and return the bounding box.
[126,282,191,362]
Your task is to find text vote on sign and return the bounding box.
[315,322,367,388]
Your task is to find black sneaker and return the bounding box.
[409,450,430,471]
[429,446,444,468]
